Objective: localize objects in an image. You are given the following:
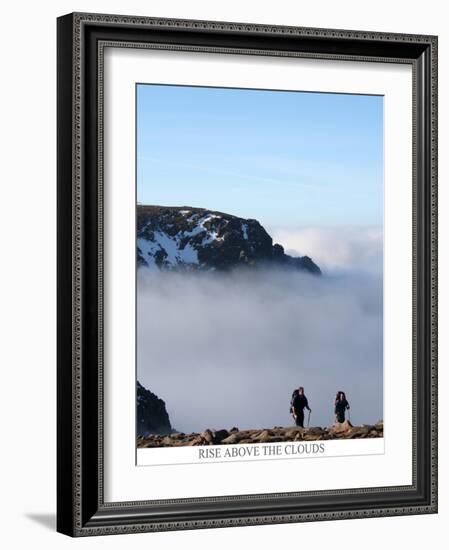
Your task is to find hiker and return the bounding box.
[334,391,350,423]
[291,387,311,428]
[290,388,299,409]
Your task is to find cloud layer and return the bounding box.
[137,267,383,433]
[269,225,383,275]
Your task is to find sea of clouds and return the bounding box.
[269,225,383,275]
[137,228,383,433]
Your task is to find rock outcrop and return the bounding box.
[137,421,383,447]
[137,381,173,437]
[137,205,321,274]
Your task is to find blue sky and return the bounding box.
[137,84,383,227]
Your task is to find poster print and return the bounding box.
[135,84,384,465]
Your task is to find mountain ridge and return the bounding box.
[137,205,321,274]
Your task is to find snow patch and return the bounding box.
[178,243,198,264]
[182,224,206,238]
[137,238,159,271]
[201,229,222,245]
[138,211,228,269]
[138,232,199,269]
[199,214,225,245]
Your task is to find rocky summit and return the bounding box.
[137,205,321,273]
[136,421,383,448]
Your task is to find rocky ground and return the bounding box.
[136,420,383,448]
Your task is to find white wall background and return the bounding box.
[0,0,446,548]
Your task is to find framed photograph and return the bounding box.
[57,12,438,536]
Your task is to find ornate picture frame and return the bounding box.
[57,12,438,536]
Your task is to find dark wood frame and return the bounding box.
[57,12,438,537]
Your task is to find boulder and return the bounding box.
[285,427,303,437]
[221,434,241,444]
[186,437,203,446]
[200,429,214,443]
[254,430,271,443]
[212,429,229,442]
[304,427,325,436]
[330,420,353,433]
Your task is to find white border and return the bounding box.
[103,47,412,502]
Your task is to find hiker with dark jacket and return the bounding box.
[334,391,350,423]
[291,387,311,427]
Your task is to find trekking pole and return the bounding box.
[307,410,311,427]
[348,408,351,423]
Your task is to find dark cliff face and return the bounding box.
[137,205,321,274]
[137,381,173,437]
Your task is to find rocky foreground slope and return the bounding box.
[136,421,383,448]
[137,381,173,437]
[137,205,321,273]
